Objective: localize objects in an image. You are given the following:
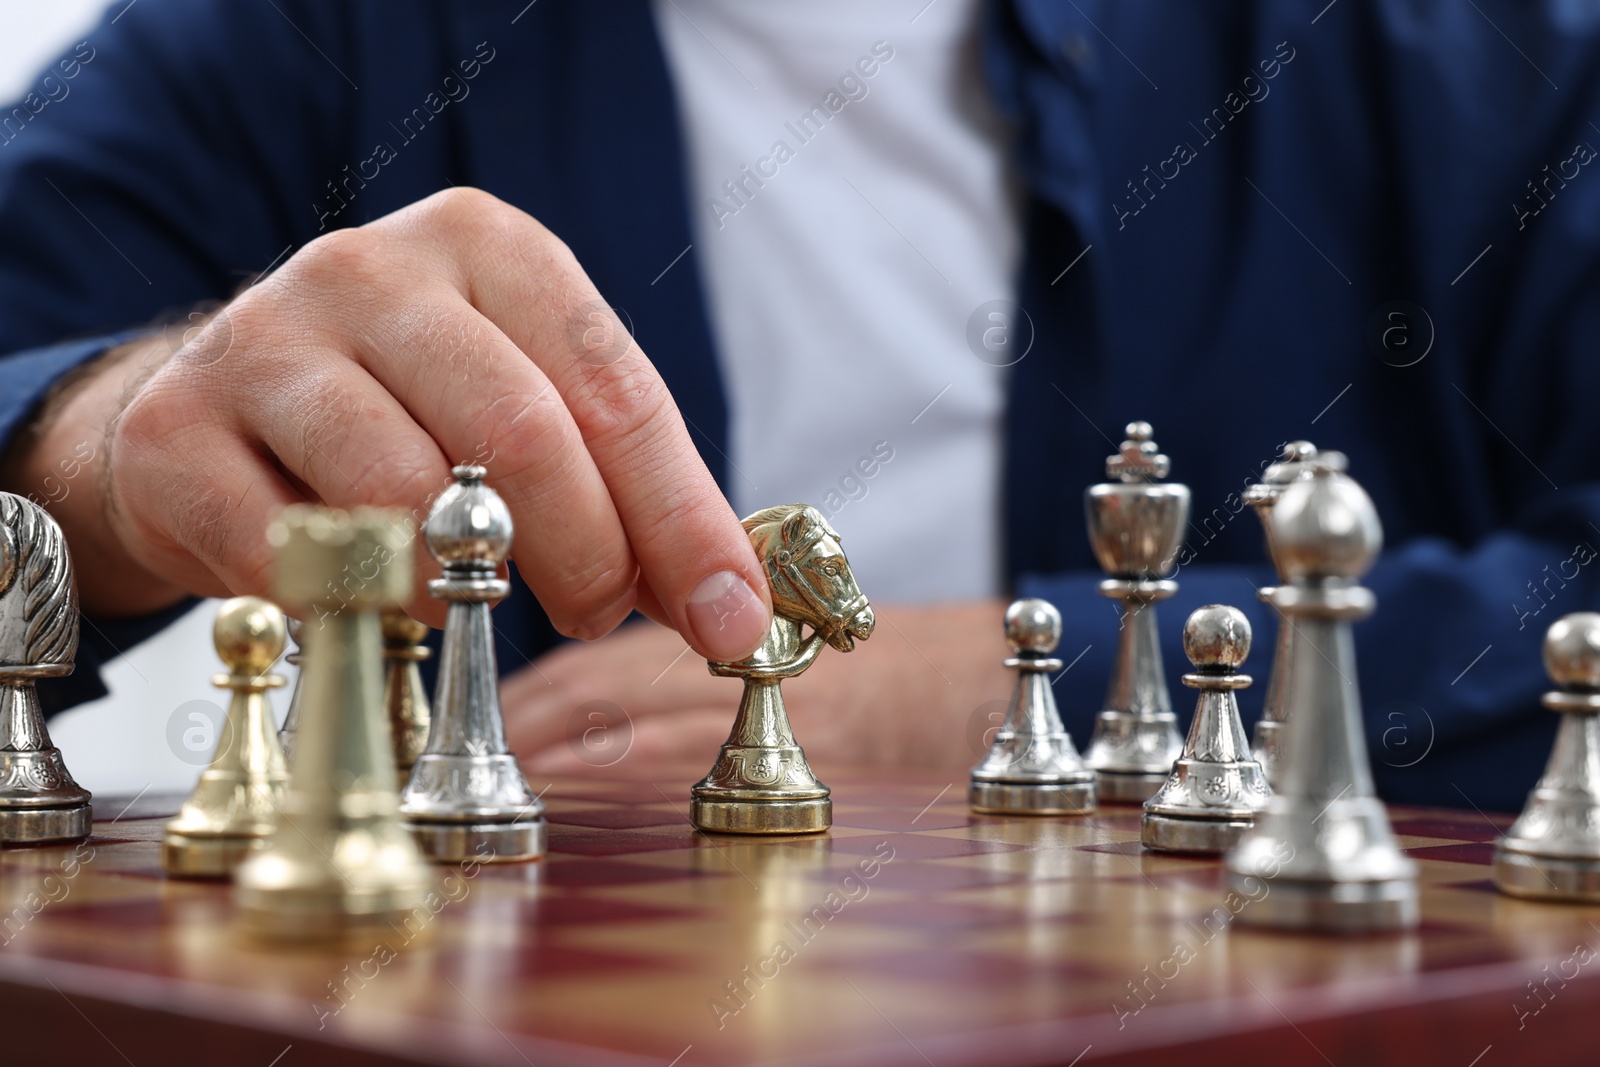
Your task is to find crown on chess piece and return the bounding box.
[163,597,290,877]
[690,505,875,834]
[1243,441,1347,786]
[382,609,432,776]
[1227,462,1418,931]
[1083,422,1191,803]
[969,598,1095,815]
[234,507,434,939]
[0,492,91,844]
[1494,612,1600,901]
[1142,605,1272,853]
[399,465,544,862]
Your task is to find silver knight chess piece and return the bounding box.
[1227,461,1418,931]
[691,505,875,835]
[1142,605,1271,853]
[1494,612,1600,901]
[0,493,91,843]
[399,465,544,862]
[1084,422,1191,802]
[969,598,1096,815]
[1244,440,1346,786]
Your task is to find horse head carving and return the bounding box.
[742,503,874,657]
[0,493,78,674]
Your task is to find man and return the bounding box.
[1,0,1595,812]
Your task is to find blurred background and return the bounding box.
[4,0,276,799]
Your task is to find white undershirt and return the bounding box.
[654,0,1021,602]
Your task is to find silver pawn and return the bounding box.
[0,493,91,843]
[1227,461,1417,931]
[969,598,1096,815]
[1083,422,1191,803]
[399,465,544,862]
[277,617,305,764]
[1243,441,1346,786]
[1142,605,1272,853]
[1494,612,1600,901]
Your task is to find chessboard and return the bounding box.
[1,768,1593,1067]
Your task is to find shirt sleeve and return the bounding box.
[0,0,352,711]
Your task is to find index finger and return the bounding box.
[382,188,773,662]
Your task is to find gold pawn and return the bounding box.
[381,609,431,777]
[234,507,434,940]
[162,597,290,877]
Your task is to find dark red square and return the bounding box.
[547,807,689,830]
[826,833,1022,861]
[541,858,717,887]
[1405,842,1496,866]
[547,826,702,857]
[1393,817,1508,842]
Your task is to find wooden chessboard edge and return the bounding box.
[0,952,660,1067]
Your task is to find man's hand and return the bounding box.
[504,601,1012,775]
[0,188,771,661]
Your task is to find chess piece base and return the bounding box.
[236,883,433,942]
[1493,847,1600,902]
[406,818,545,863]
[1141,813,1253,854]
[0,804,90,845]
[691,796,830,835]
[1095,770,1169,804]
[1227,872,1418,932]
[162,832,266,878]
[969,780,1095,815]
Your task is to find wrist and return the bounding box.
[1,332,187,617]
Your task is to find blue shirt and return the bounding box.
[2,0,1597,812]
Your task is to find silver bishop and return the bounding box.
[1227,461,1417,931]
[399,465,544,862]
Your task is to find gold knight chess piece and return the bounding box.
[0,492,91,844]
[690,505,876,835]
[162,597,290,877]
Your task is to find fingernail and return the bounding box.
[686,570,769,661]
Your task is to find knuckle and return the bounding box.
[162,475,238,570]
[289,379,360,479]
[230,541,277,598]
[572,361,677,457]
[415,186,520,241]
[412,187,576,273]
[114,370,195,456]
[625,484,709,561]
[289,225,390,294]
[425,185,502,218]
[467,389,574,486]
[550,554,637,635]
[351,443,441,512]
[286,381,442,510]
